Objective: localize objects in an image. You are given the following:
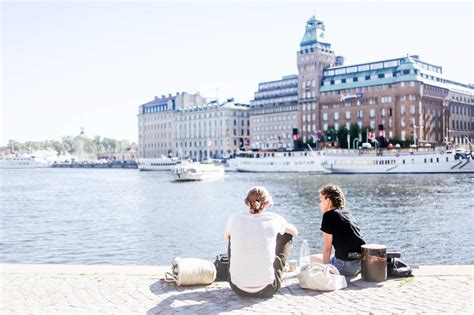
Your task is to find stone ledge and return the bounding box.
[1,263,473,276]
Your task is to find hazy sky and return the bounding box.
[1,0,472,144]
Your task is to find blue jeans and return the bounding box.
[330,256,361,277]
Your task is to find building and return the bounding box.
[448,91,474,146]
[249,75,299,149]
[174,98,250,160]
[291,15,473,148]
[318,55,474,147]
[137,92,207,158]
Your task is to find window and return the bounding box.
[345,111,351,119]
[365,75,370,80]
[381,108,386,117]
[353,77,358,82]
[410,105,415,115]
[378,73,385,79]
[341,78,346,83]
[357,110,363,118]
[334,112,339,120]
[401,118,406,127]
[401,105,406,115]
[370,109,376,118]
[323,112,328,121]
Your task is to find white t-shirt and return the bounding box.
[225,211,288,289]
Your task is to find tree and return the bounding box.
[337,126,349,149]
[349,124,360,147]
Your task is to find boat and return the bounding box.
[232,150,325,173]
[321,148,473,174]
[137,156,180,171]
[0,150,59,169]
[171,160,225,181]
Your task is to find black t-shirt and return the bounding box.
[321,209,366,261]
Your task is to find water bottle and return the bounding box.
[299,240,310,267]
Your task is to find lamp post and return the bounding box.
[353,138,359,150]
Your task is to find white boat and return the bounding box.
[171,160,225,181]
[321,148,473,174]
[138,157,179,171]
[233,150,325,173]
[0,150,59,169]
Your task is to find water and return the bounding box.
[1,169,473,265]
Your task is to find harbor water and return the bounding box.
[1,169,473,265]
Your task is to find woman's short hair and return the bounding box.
[319,185,345,209]
[245,186,273,214]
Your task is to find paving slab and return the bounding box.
[1,264,473,314]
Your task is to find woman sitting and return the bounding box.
[224,186,298,298]
[311,184,366,277]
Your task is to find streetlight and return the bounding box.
[353,138,359,150]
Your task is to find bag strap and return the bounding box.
[160,271,178,284]
[326,264,341,276]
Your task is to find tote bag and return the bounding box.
[298,263,347,291]
[163,257,216,286]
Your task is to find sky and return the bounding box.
[1,0,472,144]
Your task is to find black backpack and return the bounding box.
[214,254,230,281]
[387,257,413,277]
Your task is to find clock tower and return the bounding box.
[297,16,336,144]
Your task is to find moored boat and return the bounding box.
[171,160,225,181]
[0,150,59,169]
[233,150,325,173]
[321,148,473,174]
[138,156,179,171]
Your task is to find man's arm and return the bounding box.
[322,232,333,264]
[224,231,230,240]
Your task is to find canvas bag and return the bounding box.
[163,257,216,286]
[298,263,347,291]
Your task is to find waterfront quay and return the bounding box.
[1,264,472,314]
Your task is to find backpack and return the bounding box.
[214,254,230,281]
[387,257,413,277]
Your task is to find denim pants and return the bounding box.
[330,256,361,277]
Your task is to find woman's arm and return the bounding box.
[285,223,298,236]
[322,232,333,264]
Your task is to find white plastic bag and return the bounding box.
[298,263,347,291]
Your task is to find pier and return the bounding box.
[1,264,472,313]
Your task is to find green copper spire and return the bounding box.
[300,15,331,50]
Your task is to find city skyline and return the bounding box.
[2,0,472,144]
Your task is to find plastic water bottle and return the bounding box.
[299,240,310,267]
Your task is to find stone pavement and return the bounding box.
[1,264,473,314]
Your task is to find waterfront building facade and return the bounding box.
[318,55,473,147]
[249,75,299,149]
[137,92,207,158]
[174,99,250,160]
[448,91,474,145]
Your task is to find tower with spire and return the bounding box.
[296,15,336,143]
